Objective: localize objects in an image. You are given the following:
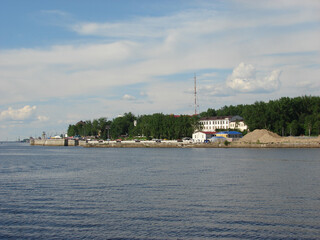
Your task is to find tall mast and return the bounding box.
[194,73,197,115]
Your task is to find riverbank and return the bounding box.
[84,129,320,148]
[30,129,320,148]
[30,139,320,148]
[84,141,320,148]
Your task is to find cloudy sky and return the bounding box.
[1,0,319,140]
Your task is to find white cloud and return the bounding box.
[71,13,190,38]
[122,94,136,101]
[0,105,50,124]
[199,73,217,79]
[1,2,318,106]
[226,63,281,93]
[139,91,148,97]
[263,70,282,92]
[40,10,69,17]
[37,115,49,122]
[0,105,37,121]
[197,84,234,97]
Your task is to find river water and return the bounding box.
[0,142,320,239]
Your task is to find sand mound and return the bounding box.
[239,129,281,143]
[239,129,320,144]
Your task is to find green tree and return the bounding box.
[67,124,77,137]
[286,120,300,136]
[110,112,136,139]
[313,120,320,136]
[304,115,313,136]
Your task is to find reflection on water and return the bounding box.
[1,143,320,239]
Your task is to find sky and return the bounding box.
[0,0,319,140]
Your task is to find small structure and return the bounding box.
[215,131,242,141]
[192,131,216,143]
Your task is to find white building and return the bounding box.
[192,131,216,143]
[199,115,248,132]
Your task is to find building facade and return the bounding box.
[199,115,248,132]
[192,131,216,143]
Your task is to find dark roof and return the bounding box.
[230,115,244,122]
[200,115,245,122]
[200,116,232,120]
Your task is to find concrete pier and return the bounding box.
[30,139,72,146]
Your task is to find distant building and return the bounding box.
[192,131,216,143]
[199,115,248,132]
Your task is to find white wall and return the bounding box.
[192,132,206,143]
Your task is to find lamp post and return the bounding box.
[106,125,110,140]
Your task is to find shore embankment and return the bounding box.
[30,129,320,148]
[84,140,320,148]
[30,139,320,148]
[84,129,320,148]
[30,139,82,146]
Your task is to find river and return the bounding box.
[1,142,320,239]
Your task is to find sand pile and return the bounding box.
[239,129,320,144]
[239,129,282,143]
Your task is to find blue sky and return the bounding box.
[1,0,320,140]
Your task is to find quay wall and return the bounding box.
[30,139,320,148]
[31,139,67,146]
[67,139,79,146]
[30,139,88,146]
[85,141,320,148]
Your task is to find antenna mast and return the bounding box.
[194,73,197,115]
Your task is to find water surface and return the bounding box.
[1,143,320,239]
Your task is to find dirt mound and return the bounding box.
[239,129,281,143]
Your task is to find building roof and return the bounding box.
[230,115,244,122]
[200,116,232,121]
[200,115,246,122]
[216,131,242,135]
[201,131,217,135]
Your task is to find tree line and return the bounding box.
[67,113,199,140]
[67,96,320,139]
[201,95,320,136]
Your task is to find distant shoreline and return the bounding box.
[30,138,320,148]
[84,142,320,148]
